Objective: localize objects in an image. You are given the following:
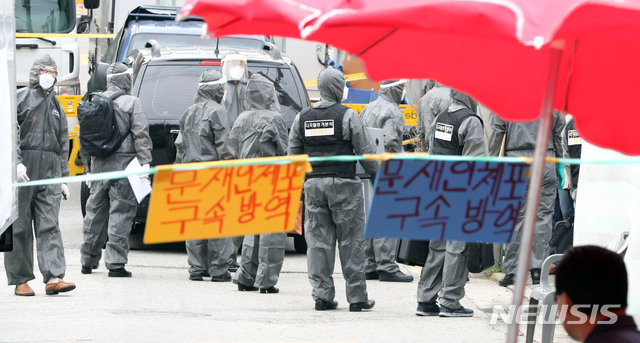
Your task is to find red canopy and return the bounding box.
[301,0,640,155]
[181,0,640,155]
[178,0,351,39]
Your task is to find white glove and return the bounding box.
[61,184,69,200]
[140,164,150,183]
[16,163,30,182]
[86,172,91,189]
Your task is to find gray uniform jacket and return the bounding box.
[488,111,564,157]
[417,85,452,150]
[229,74,289,159]
[429,102,486,157]
[361,84,405,153]
[289,103,378,174]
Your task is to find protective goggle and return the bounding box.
[39,68,57,75]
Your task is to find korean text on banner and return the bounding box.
[365,159,530,244]
[144,156,311,244]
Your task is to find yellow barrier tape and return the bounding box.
[304,72,369,87]
[402,138,421,146]
[16,33,117,39]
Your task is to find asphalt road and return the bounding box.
[0,182,580,343]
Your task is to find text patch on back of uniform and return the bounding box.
[435,123,453,142]
[568,130,582,145]
[304,119,334,137]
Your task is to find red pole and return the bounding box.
[506,42,563,343]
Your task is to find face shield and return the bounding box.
[380,79,407,104]
[221,54,248,82]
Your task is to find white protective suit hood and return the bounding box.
[29,54,58,92]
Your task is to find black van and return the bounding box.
[82,44,310,251]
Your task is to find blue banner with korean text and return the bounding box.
[364,159,530,243]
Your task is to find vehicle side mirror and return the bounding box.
[94,62,109,91]
[84,0,99,10]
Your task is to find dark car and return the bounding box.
[82,43,311,251]
[86,5,268,95]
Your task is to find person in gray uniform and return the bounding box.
[360,79,413,283]
[229,74,289,294]
[288,68,378,312]
[175,70,236,282]
[80,62,152,278]
[488,110,563,286]
[416,89,485,318]
[7,55,76,296]
[416,82,452,152]
[221,53,249,271]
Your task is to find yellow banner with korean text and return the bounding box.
[144,156,311,244]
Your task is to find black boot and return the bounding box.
[211,271,232,282]
[259,286,279,294]
[81,265,97,274]
[531,269,541,285]
[315,299,338,311]
[365,271,379,280]
[499,273,515,287]
[238,283,258,291]
[378,270,414,282]
[108,267,132,277]
[349,299,375,312]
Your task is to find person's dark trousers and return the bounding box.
[558,189,574,220]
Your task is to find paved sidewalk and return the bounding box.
[1,246,575,343]
[0,183,575,342]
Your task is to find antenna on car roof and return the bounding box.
[145,40,161,57]
[215,37,220,57]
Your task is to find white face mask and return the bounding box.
[341,86,349,102]
[229,67,245,81]
[39,73,55,90]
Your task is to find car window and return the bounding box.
[137,63,306,127]
[126,34,268,57]
[102,28,123,63]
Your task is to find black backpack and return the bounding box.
[78,91,127,156]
